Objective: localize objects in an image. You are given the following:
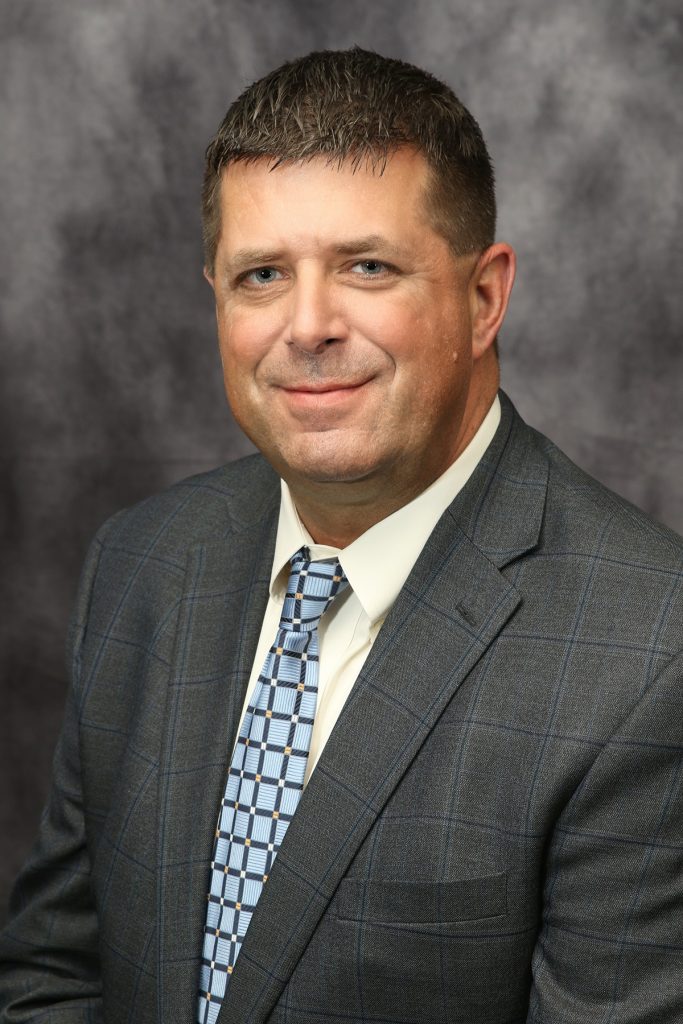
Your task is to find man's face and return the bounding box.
[209,148,484,495]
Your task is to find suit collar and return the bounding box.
[442,389,548,569]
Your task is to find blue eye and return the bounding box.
[244,267,282,286]
[352,260,387,276]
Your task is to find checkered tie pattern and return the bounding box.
[197,547,348,1024]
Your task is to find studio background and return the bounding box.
[1,0,681,925]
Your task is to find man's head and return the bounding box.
[202,47,496,279]
[203,50,515,546]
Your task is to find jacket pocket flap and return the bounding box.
[336,871,507,924]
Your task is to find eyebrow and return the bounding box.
[332,235,412,260]
[227,248,283,273]
[226,235,411,273]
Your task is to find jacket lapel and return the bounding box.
[156,480,279,1024]
[220,395,549,1023]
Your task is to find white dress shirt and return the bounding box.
[237,396,501,785]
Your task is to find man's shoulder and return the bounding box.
[472,394,682,578]
[507,414,682,652]
[534,424,682,568]
[93,452,280,559]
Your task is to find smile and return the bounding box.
[278,380,372,406]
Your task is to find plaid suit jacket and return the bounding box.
[1,392,682,1023]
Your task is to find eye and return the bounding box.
[242,266,283,287]
[350,259,391,277]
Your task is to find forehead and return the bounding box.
[216,148,437,256]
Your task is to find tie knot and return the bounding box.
[280,547,348,632]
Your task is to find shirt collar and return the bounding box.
[270,395,501,624]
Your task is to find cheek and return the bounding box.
[217,305,280,374]
[387,310,461,378]
[397,324,472,410]
[354,295,427,370]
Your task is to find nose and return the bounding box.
[285,269,347,353]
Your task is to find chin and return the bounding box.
[290,461,377,485]
[268,436,385,485]
[274,449,382,486]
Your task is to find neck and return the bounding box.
[290,478,427,548]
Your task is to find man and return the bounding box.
[1,47,681,1024]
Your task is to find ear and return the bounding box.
[469,243,516,360]
[203,265,215,290]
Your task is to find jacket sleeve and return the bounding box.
[0,525,113,1023]
[527,651,683,1023]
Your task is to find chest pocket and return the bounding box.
[336,871,507,925]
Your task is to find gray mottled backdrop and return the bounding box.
[1,0,681,922]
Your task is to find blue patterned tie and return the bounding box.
[197,547,348,1024]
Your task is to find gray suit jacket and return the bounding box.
[1,393,682,1023]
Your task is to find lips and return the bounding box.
[274,378,373,415]
[280,380,370,393]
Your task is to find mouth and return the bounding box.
[280,379,371,394]
[276,378,373,411]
